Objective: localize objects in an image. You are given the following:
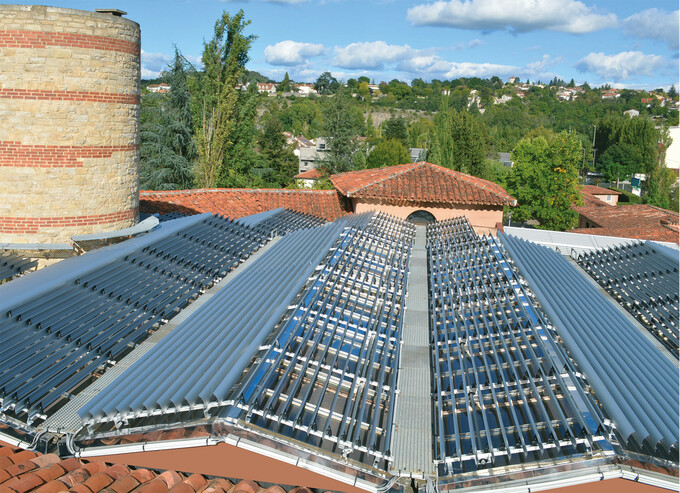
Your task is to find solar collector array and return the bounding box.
[0,253,37,281]
[428,218,605,476]
[78,214,368,425]
[575,241,679,355]
[501,233,679,458]
[0,212,315,426]
[229,213,415,469]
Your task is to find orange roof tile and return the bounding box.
[0,444,314,493]
[581,185,622,196]
[571,203,679,244]
[140,189,350,222]
[293,169,324,180]
[330,162,516,206]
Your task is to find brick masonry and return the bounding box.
[0,5,141,243]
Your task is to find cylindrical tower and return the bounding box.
[0,5,140,244]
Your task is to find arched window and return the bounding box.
[407,210,436,224]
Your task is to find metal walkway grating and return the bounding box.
[391,225,434,477]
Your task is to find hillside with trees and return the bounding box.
[139,9,679,224]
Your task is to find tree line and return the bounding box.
[140,9,678,229]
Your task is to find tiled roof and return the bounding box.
[293,169,324,180]
[329,162,516,206]
[140,189,349,222]
[0,444,311,493]
[581,185,621,196]
[572,203,679,244]
[573,203,679,229]
[571,225,679,244]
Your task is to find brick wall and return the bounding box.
[0,5,141,243]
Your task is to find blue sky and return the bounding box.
[15,0,679,89]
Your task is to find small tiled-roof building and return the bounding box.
[141,163,517,234]
[580,185,621,206]
[330,162,516,233]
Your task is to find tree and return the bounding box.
[321,91,360,173]
[429,100,487,176]
[140,48,196,190]
[259,114,297,186]
[507,130,583,231]
[382,117,408,146]
[190,10,255,188]
[314,71,339,95]
[366,139,412,168]
[668,84,677,101]
[277,72,291,93]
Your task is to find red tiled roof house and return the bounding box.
[330,162,516,234]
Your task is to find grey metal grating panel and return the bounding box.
[391,225,434,476]
[501,233,679,459]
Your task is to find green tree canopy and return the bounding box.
[314,71,339,95]
[382,117,408,146]
[321,91,360,173]
[507,130,583,231]
[190,10,255,188]
[366,139,412,169]
[429,101,487,176]
[140,48,196,190]
[277,72,291,93]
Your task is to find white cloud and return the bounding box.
[334,41,415,69]
[397,55,518,78]
[576,51,666,81]
[623,9,679,50]
[264,40,325,66]
[141,49,172,79]
[407,0,618,34]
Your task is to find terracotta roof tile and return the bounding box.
[330,162,516,206]
[0,445,321,493]
[140,189,349,222]
[581,185,621,195]
[293,168,324,179]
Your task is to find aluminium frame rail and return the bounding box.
[501,233,679,460]
[575,242,679,356]
[428,218,607,477]
[227,213,415,470]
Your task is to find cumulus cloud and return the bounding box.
[576,51,666,81]
[264,40,325,66]
[407,0,618,34]
[334,41,416,69]
[397,55,518,78]
[141,49,172,79]
[623,9,679,50]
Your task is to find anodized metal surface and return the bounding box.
[500,233,679,459]
[0,252,37,281]
[429,218,607,476]
[0,214,270,426]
